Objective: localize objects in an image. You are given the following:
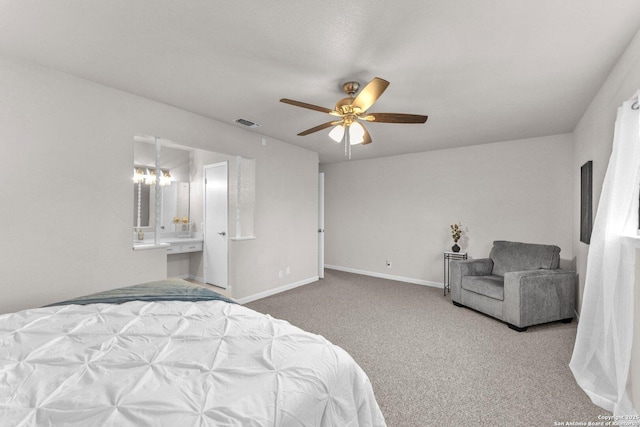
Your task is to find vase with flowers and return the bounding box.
[450,223,462,252]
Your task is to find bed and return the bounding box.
[0,279,386,426]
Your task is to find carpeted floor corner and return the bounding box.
[246,269,608,427]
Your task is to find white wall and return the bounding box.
[572,26,640,412]
[0,54,318,314]
[320,133,574,285]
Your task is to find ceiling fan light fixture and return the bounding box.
[349,122,365,145]
[328,124,345,143]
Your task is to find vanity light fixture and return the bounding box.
[144,168,156,185]
[159,169,172,186]
[133,167,146,184]
[134,166,171,186]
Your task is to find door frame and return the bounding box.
[318,172,325,279]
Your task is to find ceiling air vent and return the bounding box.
[235,118,261,128]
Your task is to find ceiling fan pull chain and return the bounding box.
[344,130,348,157]
[345,127,352,159]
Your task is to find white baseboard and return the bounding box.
[324,265,442,289]
[236,276,319,305]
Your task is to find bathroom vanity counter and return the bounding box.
[161,236,202,244]
[132,233,203,253]
[132,240,170,251]
[163,237,203,254]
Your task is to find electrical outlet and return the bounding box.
[278,270,283,279]
[386,260,392,268]
[286,266,290,275]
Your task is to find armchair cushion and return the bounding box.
[461,275,504,301]
[490,240,560,277]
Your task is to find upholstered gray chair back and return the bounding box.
[489,240,560,277]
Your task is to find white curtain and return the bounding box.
[570,93,640,418]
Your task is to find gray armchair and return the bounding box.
[450,241,575,331]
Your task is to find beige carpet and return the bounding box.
[246,269,609,427]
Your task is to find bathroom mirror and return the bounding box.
[133,139,191,232]
[160,181,190,232]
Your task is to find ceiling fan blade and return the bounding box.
[361,124,372,145]
[351,77,389,112]
[280,98,334,114]
[361,113,428,124]
[298,120,343,136]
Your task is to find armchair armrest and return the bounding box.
[503,269,576,328]
[449,258,493,302]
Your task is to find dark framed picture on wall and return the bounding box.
[580,161,593,244]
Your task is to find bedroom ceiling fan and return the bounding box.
[280,77,428,159]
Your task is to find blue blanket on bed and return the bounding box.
[48,279,235,306]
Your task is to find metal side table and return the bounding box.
[443,251,467,295]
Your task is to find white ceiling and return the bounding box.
[1,1,639,163]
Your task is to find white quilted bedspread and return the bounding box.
[0,300,386,426]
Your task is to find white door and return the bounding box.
[318,173,325,279]
[204,162,228,289]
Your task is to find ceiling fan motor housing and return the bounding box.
[335,98,362,116]
[342,81,360,96]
